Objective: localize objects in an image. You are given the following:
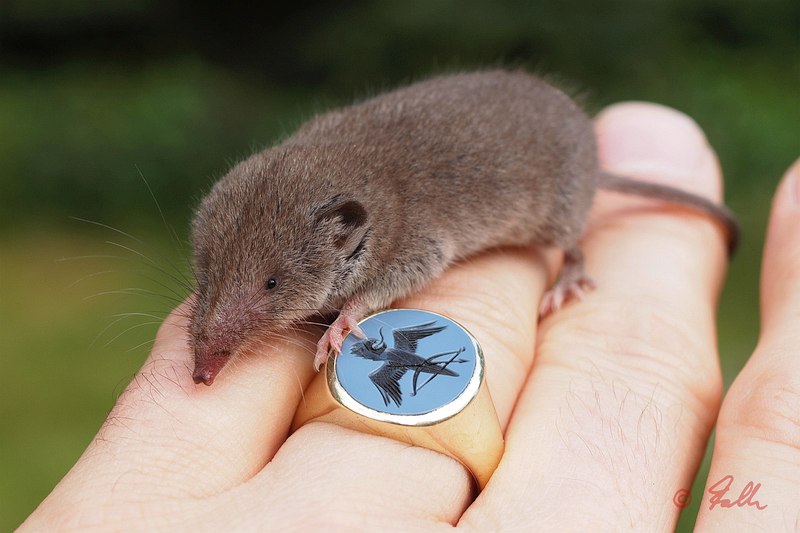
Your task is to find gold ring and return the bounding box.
[292,308,503,489]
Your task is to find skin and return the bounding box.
[21,103,800,531]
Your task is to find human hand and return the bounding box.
[21,103,797,531]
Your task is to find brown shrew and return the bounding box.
[188,70,738,386]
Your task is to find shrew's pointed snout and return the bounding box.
[192,349,231,386]
[191,294,262,385]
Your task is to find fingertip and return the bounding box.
[585,102,729,309]
[595,101,722,201]
[761,158,800,334]
[771,157,800,211]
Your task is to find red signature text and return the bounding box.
[707,475,767,511]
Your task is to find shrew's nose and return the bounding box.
[192,368,216,386]
[192,349,231,386]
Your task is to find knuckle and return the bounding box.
[721,358,800,452]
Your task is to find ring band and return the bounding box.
[292,308,504,489]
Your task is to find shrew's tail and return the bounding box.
[599,172,740,255]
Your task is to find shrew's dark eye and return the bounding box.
[266,277,278,290]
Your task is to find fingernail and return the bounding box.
[597,103,709,178]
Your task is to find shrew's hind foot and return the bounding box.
[539,247,596,317]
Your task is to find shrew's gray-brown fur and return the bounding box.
[189,70,737,385]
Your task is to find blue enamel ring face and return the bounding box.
[334,309,480,417]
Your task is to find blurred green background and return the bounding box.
[1,0,797,529]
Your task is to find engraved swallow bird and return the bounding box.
[349,321,467,407]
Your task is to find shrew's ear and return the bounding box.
[314,196,369,256]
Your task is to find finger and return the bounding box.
[696,160,800,531]
[244,246,553,525]
[462,103,728,530]
[761,159,800,336]
[37,299,320,508]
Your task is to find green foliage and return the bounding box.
[1,0,796,230]
[0,61,316,229]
